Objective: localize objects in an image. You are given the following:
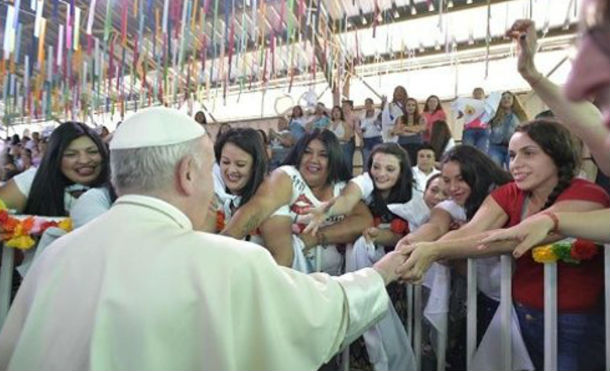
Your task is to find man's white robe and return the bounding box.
[0,195,389,371]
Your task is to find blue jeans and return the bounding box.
[488,143,510,169]
[477,293,499,344]
[462,128,490,153]
[342,139,355,174]
[515,303,605,371]
[362,136,383,169]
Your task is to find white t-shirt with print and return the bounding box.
[272,165,347,275]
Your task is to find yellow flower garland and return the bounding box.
[532,244,559,263]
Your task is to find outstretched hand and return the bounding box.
[479,213,554,258]
[395,241,438,284]
[372,249,409,285]
[302,198,336,236]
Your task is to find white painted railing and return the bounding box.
[1,242,608,371]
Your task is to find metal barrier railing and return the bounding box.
[606,247,610,371]
[1,239,608,371]
[0,247,15,326]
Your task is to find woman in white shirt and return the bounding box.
[360,98,383,168]
[221,129,372,274]
[0,122,109,217]
[381,86,409,143]
[209,128,269,240]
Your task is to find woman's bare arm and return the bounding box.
[221,169,293,239]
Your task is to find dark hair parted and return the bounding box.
[425,172,443,190]
[514,119,579,210]
[331,105,345,121]
[429,120,453,159]
[214,128,269,206]
[401,97,422,126]
[24,122,109,216]
[441,145,512,219]
[366,143,413,218]
[282,129,351,185]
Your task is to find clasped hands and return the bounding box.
[372,238,439,286]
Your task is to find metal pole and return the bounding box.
[0,246,15,328]
[500,255,512,371]
[544,262,558,371]
[466,258,477,371]
[414,284,422,370]
[605,245,610,371]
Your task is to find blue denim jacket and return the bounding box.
[489,113,519,145]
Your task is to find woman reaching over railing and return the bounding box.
[479,5,610,258]
[398,120,609,371]
[221,129,373,273]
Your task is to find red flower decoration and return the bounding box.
[215,210,225,232]
[39,221,59,233]
[0,210,8,224]
[570,239,599,261]
[390,218,409,236]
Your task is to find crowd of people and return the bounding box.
[0,5,607,370]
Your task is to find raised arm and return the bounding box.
[507,19,610,174]
[221,169,293,239]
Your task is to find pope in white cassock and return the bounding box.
[0,107,409,371]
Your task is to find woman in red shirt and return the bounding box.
[398,119,609,370]
[422,95,447,142]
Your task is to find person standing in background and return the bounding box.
[360,98,383,168]
[422,95,447,142]
[488,91,528,168]
[342,100,360,172]
[461,87,491,153]
[381,86,409,143]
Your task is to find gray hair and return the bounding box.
[110,137,204,194]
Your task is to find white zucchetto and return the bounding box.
[110,107,206,150]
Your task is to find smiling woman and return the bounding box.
[221,129,373,271]
[210,128,268,235]
[0,122,109,217]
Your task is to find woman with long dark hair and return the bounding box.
[396,144,512,362]
[422,95,447,142]
[391,97,426,164]
[400,120,609,370]
[303,142,414,240]
[428,120,455,162]
[381,85,409,143]
[211,128,268,236]
[488,91,528,168]
[0,121,109,216]
[222,129,372,274]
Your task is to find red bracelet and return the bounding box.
[542,211,559,234]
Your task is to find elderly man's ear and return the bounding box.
[176,155,199,196]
